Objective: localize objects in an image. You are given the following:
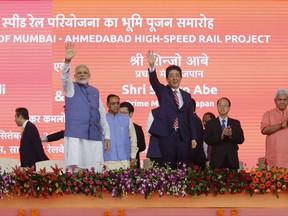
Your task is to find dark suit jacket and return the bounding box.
[20,121,49,168]
[133,123,146,168]
[190,113,206,165]
[204,117,244,169]
[148,71,196,143]
[47,130,65,142]
[147,136,161,158]
[146,108,161,159]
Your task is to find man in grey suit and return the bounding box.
[204,97,244,169]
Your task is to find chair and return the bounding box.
[0,158,20,173]
[258,157,266,170]
[239,161,244,170]
[36,160,65,172]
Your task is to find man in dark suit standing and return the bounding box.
[204,97,244,169]
[146,50,197,169]
[190,99,206,170]
[119,102,146,168]
[15,107,49,169]
[202,112,216,164]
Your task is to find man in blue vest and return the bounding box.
[119,101,146,168]
[104,94,138,170]
[61,42,110,172]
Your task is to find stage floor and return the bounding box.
[1,192,288,216]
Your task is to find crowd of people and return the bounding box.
[14,43,288,171]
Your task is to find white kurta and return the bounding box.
[62,63,110,172]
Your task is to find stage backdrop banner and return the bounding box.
[0,0,287,168]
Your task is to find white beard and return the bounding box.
[76,78,89,85]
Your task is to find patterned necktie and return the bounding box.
[173,90,179,128]
[221,119,226,130]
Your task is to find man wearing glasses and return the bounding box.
[261,88,288,169]
[204,97,244,169]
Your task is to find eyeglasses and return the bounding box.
[217,104,229,107]
[276,98,288,102]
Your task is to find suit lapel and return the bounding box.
[166,85,178,110]
[179,89,186,110]
[227,117,231,127]
[216,117,223,132]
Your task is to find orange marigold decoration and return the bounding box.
[265,180,271,187]
[250,170,256,175]
[277,181,282,188]
[104,209,111,216]
[265,172,271,178]
[231,208,238,216]
[31,208,39,216]
[18,208,25,216]
[270,185,276,191]
[250,184,256,190]
[276,174,282,181]
[217,209,224,216]
[252,177,259,184]
[259,184,265,189]
[256,171,262,178]
[118,208,125,216]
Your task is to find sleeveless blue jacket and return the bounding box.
[104,112,130,161]
[65,82,102,141]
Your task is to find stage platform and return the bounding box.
[1,192,288,216]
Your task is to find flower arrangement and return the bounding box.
[108,165,189,199]
[0,164,288,200]
[186,165,251,197]
[249,166,288,198]
[12,165,61,198]
[59,167,112,198]
[0,171,15,199]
